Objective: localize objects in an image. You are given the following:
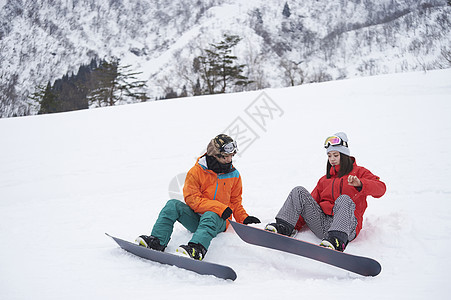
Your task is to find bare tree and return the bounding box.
[279,59,308,86]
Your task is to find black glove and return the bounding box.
[221,207,233,220]
[243,216,261,225]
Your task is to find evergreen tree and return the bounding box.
[163,88,178,99]
[88,58,149,107]
[193,78,202,96]
[194,51,219,94]
[32,58,148,113]
[194,34,252,94]
[57,72,89,112]
[283,2,291,18]
[37,82,60,114]
[33,59,98,114]
[88,59,120,107]
[180,85,188,97]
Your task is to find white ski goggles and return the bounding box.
[220,141,238,154]
[324,136,348,148]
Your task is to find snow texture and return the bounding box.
[0,69,450,299]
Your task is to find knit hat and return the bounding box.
[325,132,350,156]
[206,134,237,156]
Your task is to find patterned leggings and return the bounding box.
[275,186,358,241]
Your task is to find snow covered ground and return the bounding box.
[1,69,450,299]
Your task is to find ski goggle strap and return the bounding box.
[324,136,348,148]
[221,141,238,154]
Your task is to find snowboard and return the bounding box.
[229,221,381,277]
[106,233,237,281]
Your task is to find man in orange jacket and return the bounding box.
[136,134,260,260]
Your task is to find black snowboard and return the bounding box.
[229,221,381,277]
[106,233,237,281]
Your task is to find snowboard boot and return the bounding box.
[176,242,207,261]
[135,235,166,251]
[265,218,296,237]
[320,231,348,252]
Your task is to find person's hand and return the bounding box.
[243,216,261,224]
[348,175,362,187]
[221,207,233,220]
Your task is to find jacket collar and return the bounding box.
[330,164,340,177]
[329,157,358,177]
[198,155,208,169]
[197,155,235,174]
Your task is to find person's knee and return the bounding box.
[166,199,180,206]
[335,195,355,209]
[202,211,222,223]
[292,186,308,194]
[166,199,185,210]
[162,199,192,218]
[200,211,226,229]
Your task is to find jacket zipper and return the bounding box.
[213,177,218,200]
[332,178,336,200]
[332,177,344,200]
[339,178,343,196]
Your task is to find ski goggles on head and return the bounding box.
[324,136,348,148]
[220,141,238,154]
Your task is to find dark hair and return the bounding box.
[326,153,354,178]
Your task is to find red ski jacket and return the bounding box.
[297,159,386,237]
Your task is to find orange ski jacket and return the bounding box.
[183,156,249,227]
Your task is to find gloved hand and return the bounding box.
[243,216,261,224]
[221,207,233,220]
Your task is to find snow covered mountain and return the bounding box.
[0,0,450,117]
[1,69,450,299]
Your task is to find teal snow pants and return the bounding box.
[150,199,227,250]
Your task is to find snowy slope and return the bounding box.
[0,69,450,299]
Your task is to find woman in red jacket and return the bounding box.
[265,132,386,252]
